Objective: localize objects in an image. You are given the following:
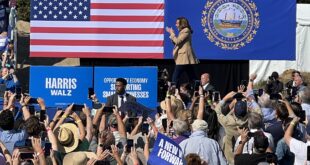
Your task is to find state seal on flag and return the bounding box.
[201,0,260,50]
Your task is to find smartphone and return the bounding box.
[270,93,281,100]
[103,106,114,113]
[93,102,102,109]
[258,88,264,97]
[95,160,110,165]
[156,106,162,114]
[88,88,94,99]
[213,91,220,102]
[29,106,35,115]
[142,123,149,135]
[59,111,64,117]
[194,80,201,91]
[28,98,38,104]
[162,118,167,131]
[15,87,22,100]
[40,110,46,122]
[241,80,248,87]
[126,139,134,153]
[128,117,137,124]
[299,110,306,123]
[248,132,255,137]
[72,104,84,111]
[44,142,52,156]
[20,152,34,160]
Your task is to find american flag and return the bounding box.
[30,0,164,58]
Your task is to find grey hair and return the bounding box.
[172,119,189,135]
[299,87,310,104]
[248,112,263,129]
[258,94,272,108]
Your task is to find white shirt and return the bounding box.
[302,103,310,117]
[234,129,274,154]
[203,83,209,90]
[117,94,127,108]
[289,138,310,165]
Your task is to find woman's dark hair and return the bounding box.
[275,102,289,121]
[290,102,302,116]
[185,153,202,165]
[24,116,44,136]
[0,110,14,130]
[177,17,193,33]
[205,107,219,140]
[283,117,304,141]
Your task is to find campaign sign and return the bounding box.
[94,67,157,108]
[148,133,185,165]
[30,66,93,107]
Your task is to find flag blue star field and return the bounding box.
[165,0,296,60]
[30,0,164,58]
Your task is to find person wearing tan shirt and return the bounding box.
[166,17,199,87]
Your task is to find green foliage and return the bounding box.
[17,0,30,22]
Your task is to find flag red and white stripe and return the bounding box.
[30,0,164,59]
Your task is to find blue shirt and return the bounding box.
[179,130,227,165]
[0,76,19,92]
[0,129,27,154]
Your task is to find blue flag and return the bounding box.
[164,0,296,60]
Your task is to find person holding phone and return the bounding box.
[0,67,19,92]
[284,116,310,165]
[106,78,136,108]
[166,17,199,87]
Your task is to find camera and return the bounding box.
[268,76,276,81]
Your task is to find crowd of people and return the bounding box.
[0,69,308,165]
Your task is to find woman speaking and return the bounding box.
[166,17,199,87]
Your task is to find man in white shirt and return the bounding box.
[234,112,274,154]
[284,117,310,165]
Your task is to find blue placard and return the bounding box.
[164,0,296,60]
[94,67,157,108]
[148,133,185,165]
[30,66,93,107]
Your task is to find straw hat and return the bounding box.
[63,151,97,165]
[54,123,79,153]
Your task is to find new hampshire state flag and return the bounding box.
[164,0,296,60]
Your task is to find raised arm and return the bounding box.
[92,103,104,127]
[284,117,299,146]
[71,112,86,141]
[234,128,249,155]
[99,113,106,132]
[168,28,190,45]
[83,104,93,142]
[19,94,31,120]
[54,104,73,130]
[0,140,12,164]
[130,116,143,137]
[113,105,126,138]
[44,117,58,151]
[197,86,205,120]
